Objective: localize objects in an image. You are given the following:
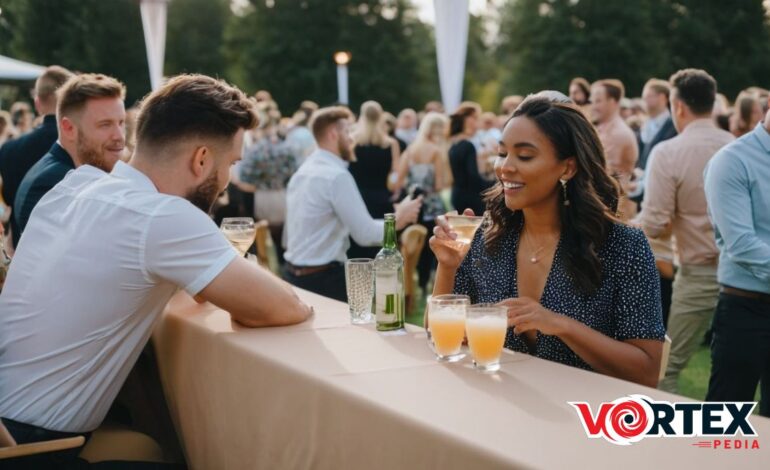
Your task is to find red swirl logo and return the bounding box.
[610,400,649,440]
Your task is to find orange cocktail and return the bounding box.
[466,305,508,372]
[428,295,469,362]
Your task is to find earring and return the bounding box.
[560,179,570,206]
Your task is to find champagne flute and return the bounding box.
[221,217,256,257]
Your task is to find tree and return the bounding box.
[496,0,770,100]
[497,0,666,98]
[224,0,439,114]
[660,0,770,99]
[165,0,230,78]
[6,0,150,104]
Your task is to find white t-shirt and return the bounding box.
[0,161,236,432]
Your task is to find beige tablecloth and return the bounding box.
[154,290,770,470]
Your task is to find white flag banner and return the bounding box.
[140,0,169,91]
[433,0,469,113]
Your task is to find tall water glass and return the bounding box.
[345,258,374,324]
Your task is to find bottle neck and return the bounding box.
[383,218,397,250]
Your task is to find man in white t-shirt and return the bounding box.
[0,75,312,466]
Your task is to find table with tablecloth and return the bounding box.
[153,289,770,469]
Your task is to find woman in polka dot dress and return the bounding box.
[429,94,665,387]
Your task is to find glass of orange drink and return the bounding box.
[466,304,508,372]
[427,294,469,362]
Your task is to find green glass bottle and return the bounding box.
[374,213,405,331]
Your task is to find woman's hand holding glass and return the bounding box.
[429,209,477,270]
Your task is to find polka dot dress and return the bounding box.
[454,220,665,371]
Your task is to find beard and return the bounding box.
[186,169,221,214]
[76,134,118,172]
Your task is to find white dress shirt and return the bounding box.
[0,161,235,432]
[284,148,384,266]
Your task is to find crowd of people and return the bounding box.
[0,64,768,467]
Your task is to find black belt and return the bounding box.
[285,262,339,277]
[721,285,770,304]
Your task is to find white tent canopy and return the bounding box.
[0,54,46,81]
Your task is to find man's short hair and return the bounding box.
[57,73,126,121]
[35,66,74,105]
[593,79,625,102]
[135,74,258,150]
[669,68,717,116]
[310,106,353,141]
[644,78,671,101]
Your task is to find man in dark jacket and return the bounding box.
[14,73,126,243]
[0,65,73,247]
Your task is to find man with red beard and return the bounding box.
[13,73,127,241]
[0,74,313,467]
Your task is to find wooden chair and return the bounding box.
[78,422,165,463]
[254,220,271,268]
[0,420,166,464]
[400,225,428,313]
[659,334,672,383]
[0,420,85,461]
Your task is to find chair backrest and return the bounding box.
[0,421,16,448]
[659,334,672,383]
[254,220,271,267]
[400,225,428,301]
[0,420,85,460]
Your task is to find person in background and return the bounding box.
[500,95,524,117]
[285,102,318,167]
[626,79,679,324]
[639,79,677,173]
[14,73,125,243]
[730,91,764,138]
[568,77,592,116]
[348,101,401,259]
[0,111,14,147]
[239,103,298,264]
[395,112,450,291]
[477,111,503,151]
[424,100,444,114]
[0,66,73,249]
[10,102,34,137]
[283,106,421,301]
[254,89,272,103]
[382,111,407,153]
[0,74,313,468]
[591,79,639,219]
[704,102,770,418]
[448,102,494,215]
[591,79,639,181]
[395,108,419,146]
[123,106,140,161]
[634,69,734,393]
[430,95,664,386]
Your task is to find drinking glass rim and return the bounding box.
[346,258,374,265]
[467,303,507,317]
[445,215,484,222]
[221,217,255,226]
[429,294,470,306]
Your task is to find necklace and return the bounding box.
[522,227,558,264]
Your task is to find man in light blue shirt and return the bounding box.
[704,106,770,417]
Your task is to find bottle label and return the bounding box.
[375,270,402,325]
